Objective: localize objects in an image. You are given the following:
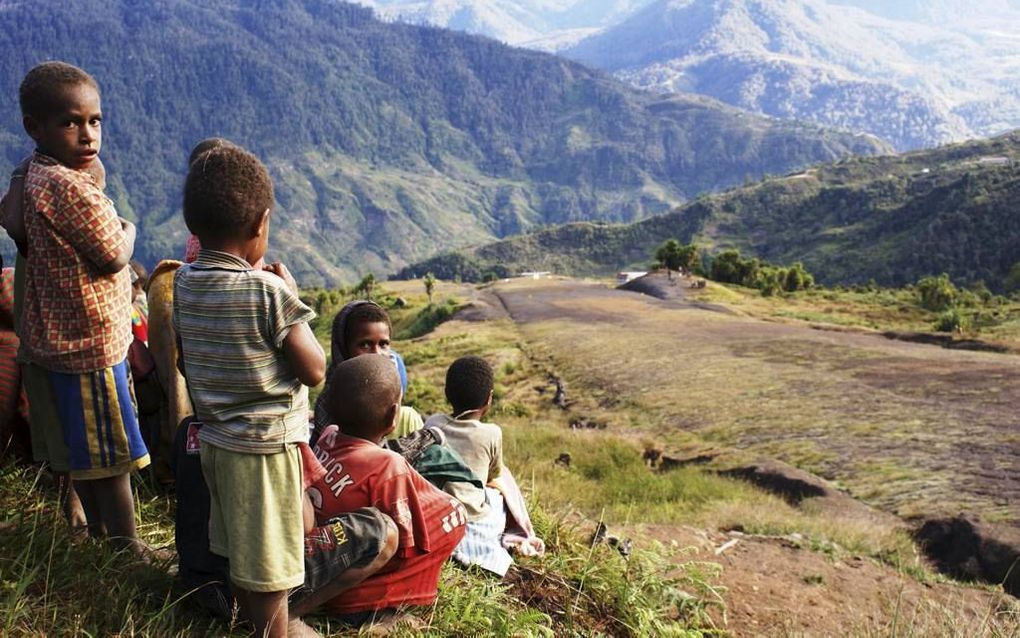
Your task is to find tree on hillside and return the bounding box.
[1005,262,1020,294]
[355,273,376,300]
[424,272,436,305]
[916,273,957,311]
[654,239,697,280]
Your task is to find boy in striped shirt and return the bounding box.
[173,144,326,637]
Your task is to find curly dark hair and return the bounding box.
[183,144,273,241]
[188,137,235,166]
[445,355,494,415]
[19,61,99,119]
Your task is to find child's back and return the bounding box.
[173,254,313,450]
[424,412,502,520]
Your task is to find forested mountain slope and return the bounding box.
[397,131,1020,290]
[0,0,888,284]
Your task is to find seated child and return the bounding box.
[144,259,191,485]
[0,264,30,462]
[171,415,399,626]
[16,62,147,546]
[308,355,467,625]
[425,356,545,577]
[173,142,325,637]
[312,300,420,443]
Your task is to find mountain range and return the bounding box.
[363,0,1020,152]
[0,0,886,285]
[563,0,1020,151]
[396,131,1020,291]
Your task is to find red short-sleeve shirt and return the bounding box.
[309,426,467,613]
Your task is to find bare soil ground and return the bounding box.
[631,524,1018,637]
[488,278,1020,527]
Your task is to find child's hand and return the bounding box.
[120,219,136,245]
[263,262,298,294]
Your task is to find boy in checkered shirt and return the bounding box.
[16,62,149,553]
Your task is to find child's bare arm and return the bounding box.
[265,262,326,387]
[283,322,326,387]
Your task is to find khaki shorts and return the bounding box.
[200,442,304,592]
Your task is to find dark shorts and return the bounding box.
[290,507,391,604]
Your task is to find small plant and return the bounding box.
[933,307,971,333]
[423,272,436,305]
[354,272,376,299]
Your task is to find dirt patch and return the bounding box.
[452,288,510,322]
[630,524,1019,637]
[504,565,619,635]
[495,278,1020,531]
[618,271,689,300]
[882,330,1014,354]
[916,516,1020,597]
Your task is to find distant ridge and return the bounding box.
[396,131,1020,291]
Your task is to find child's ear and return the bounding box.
[382,403,399,437]
[23,115,41,142]
[252,207,270,238]
[478,389,494,418]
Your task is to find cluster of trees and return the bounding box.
[652,239,698,280]
[651,240,815,296]
[707,249,814,296]
[913,273,1018,333]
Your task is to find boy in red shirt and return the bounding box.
[309,355,467,627]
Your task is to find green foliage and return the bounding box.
[423,272,436,305]
[916,273,958,311]
[654,239,698,276]
[709,249,813,296]
[932,307,972,333]
[402,133,1020,290]
[1005,262,1020,293]
[395,297,461,340]
[354,273,376,300]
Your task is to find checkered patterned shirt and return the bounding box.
[21,153,131,373]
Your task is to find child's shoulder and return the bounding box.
[27,156,96,196]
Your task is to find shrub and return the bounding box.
[933,307,971,333]
[916,273,958,311]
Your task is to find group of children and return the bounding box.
[0,61,544,636]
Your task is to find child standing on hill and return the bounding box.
[173,143,326,637]
[15,62,148,548]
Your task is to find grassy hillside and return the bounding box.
[0,0,887,286]
[2,281,1017,635]
[397,131,1020,290]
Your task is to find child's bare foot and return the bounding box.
[287,617,322,637]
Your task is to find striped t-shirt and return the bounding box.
[173,249,315,453]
